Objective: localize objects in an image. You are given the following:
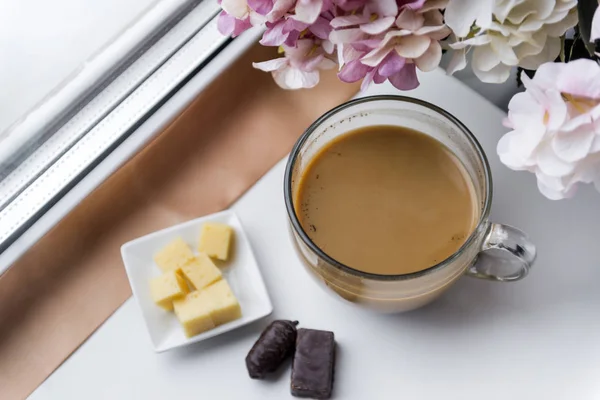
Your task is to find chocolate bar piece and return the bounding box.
[246,320,298,379]
[291,328,335,399]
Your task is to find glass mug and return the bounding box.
[284,95,536,313]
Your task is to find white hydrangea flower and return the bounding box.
[445,0,578,83]
[497,59,600,200]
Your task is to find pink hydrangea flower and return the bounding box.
[332,0,449,91]
[220,0,263,23]
[217,11,253,37]
[260,11,333,48]
[339,51,419,90]
[331,0,399,35]
[260,18,309,46]
[253,39,336,89]
[497,59,600,200]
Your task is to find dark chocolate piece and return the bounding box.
[291,328,335,399]
[246,320,298,379]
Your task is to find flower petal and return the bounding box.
[249,11,267,25]
[285,38,315,58]
[338,60,373,83]
[302,54,326,71]
[322,40,335,54]
[218,11,252,37]
[284,30,301,46]
[248,0,273,15]
[552,127,595,163]
[518,36,561,70]
[419,0,448,13]
[544,8,578,37]
[329,28,366,44]
[233,17,253,36]
[253,58,288,72]
[360,69,376,91]
[444,0,492,37]
[377,51,405,77]
[221,0,249,19]
[351,40,378,52]
[473,62,512,83]
[498,130,529,170]
[449,34,491,50]
[309,16,332,39]
[400,0,426,11]
[273,65,321,89]
[536,173,573,200]
[472,45,501,73]
[292,0,322,24]
[217,11,236,36]
[490,37,519,66]
[260,21,287,46]
[394,35,431,58]
[507,0,555,25]
[536,141,576,178]
[283,18,310,33]
[339,43,363,66]
[331,15,368,28]
[395,8,424,31]
[373,70,387,84]
[370,0,398,17]
[543,90,568,131]
[267,0,295,21]
[337,0,368,11]
[414,40,441,72]
[446,48,467,75]
[388,62,419,90]
[493,0,518,23]
[556,59,600,100]
[361,16,396,35]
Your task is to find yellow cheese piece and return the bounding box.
[154,237,195,273]
[180,253,222,290]
[204,280,242,326]
[198,223,233,261]
[173,291,216,337]
[149,271,189,310]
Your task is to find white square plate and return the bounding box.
[121,210,273,352]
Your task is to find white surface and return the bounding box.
[30,69,600,400]
[122,210,273,352]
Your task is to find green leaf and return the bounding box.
[577,0,599,57]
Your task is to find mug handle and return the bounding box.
[466,223,536,282]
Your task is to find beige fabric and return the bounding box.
[0,44,359,400]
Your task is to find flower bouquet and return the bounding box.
[217,0,600,200]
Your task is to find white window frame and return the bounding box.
[0,0,263,275]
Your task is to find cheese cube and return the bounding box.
[173,291,215,337]
[204,280,242,326]
[180,253,222,290]
[149,271,189,310]
[198,223,233,261]
[154,237,195,273]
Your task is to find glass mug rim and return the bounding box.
[284,95,493,282]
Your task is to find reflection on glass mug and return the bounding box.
[284,96,536,313]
